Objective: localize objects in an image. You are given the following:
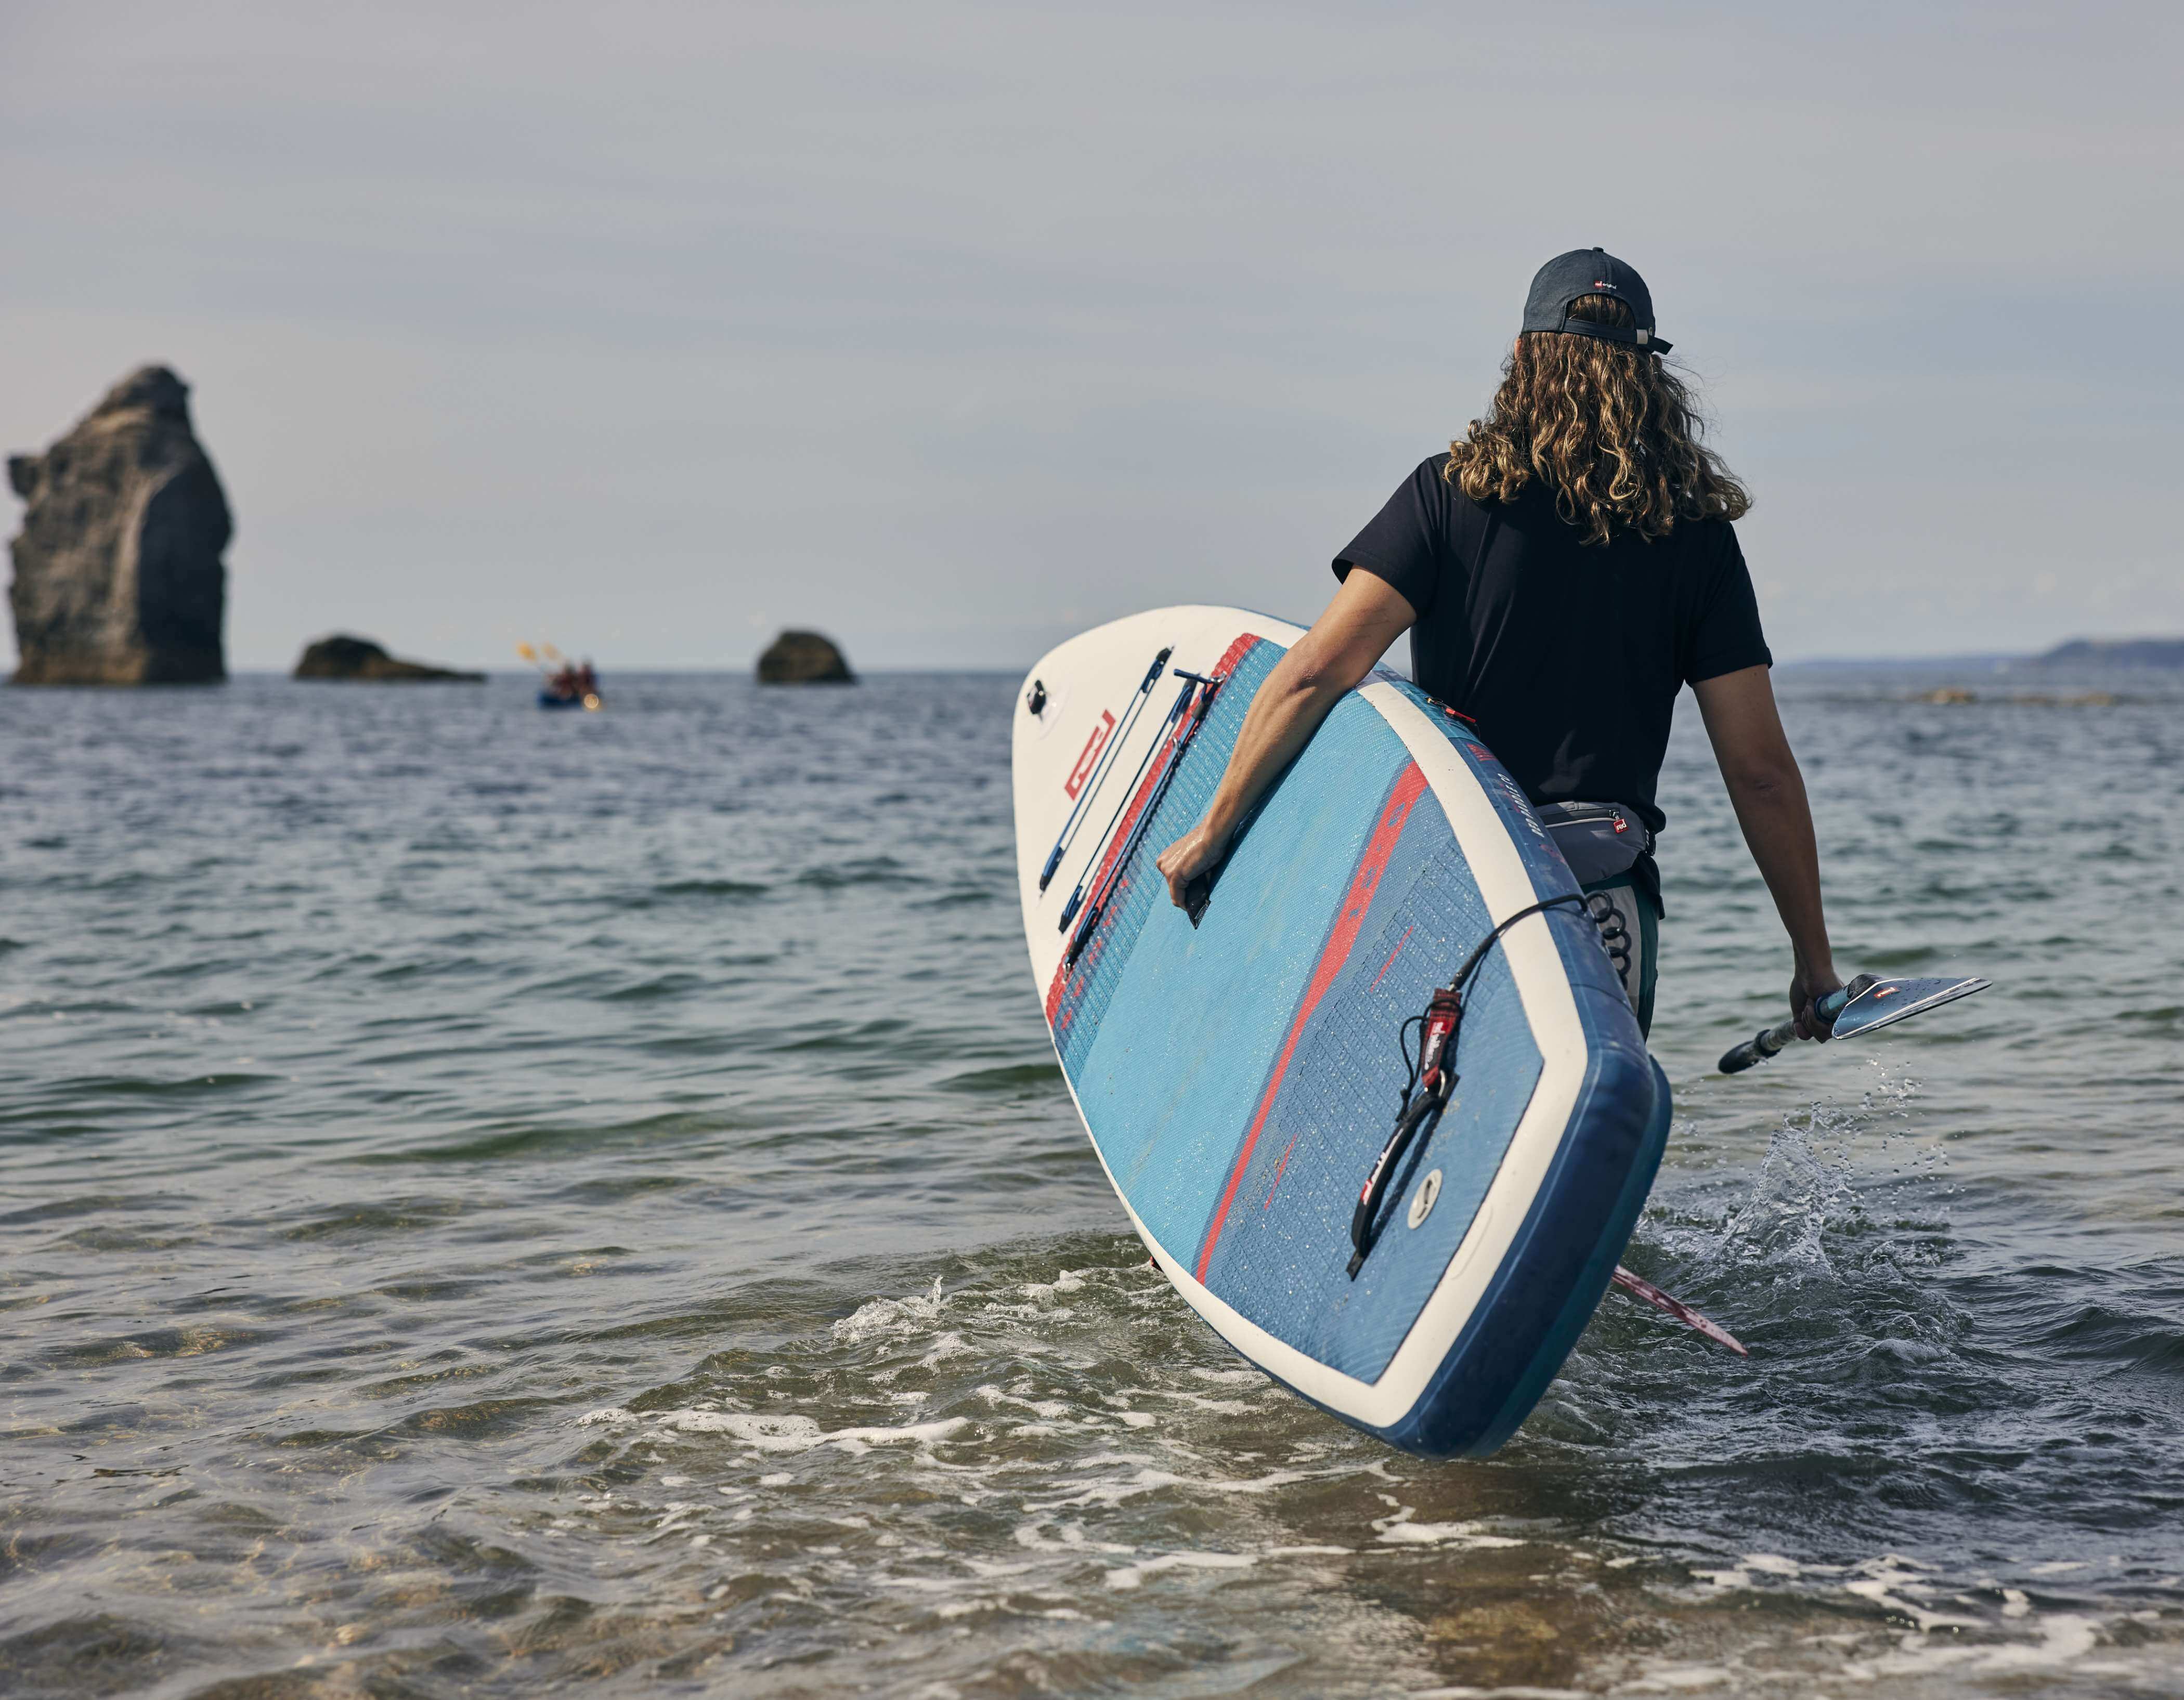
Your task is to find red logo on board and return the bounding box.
[1064,711,1116,799]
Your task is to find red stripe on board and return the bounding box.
[1193,762,1428,1281]
[1044,633,1260,1029]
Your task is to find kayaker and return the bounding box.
[1155,247,1841,1040]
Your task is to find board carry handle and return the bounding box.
[1064,669,1225,967]
[1179,793,1267,927]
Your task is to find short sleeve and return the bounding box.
[1332,456,1450,621]
[1683,525,1773,684]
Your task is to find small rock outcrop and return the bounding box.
[8,365,230,685]
[756,629,854,684]
[293,635,484,683]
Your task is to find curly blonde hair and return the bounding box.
[1445,294,1750,545]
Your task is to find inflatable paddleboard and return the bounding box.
[1013,606,1670,1457]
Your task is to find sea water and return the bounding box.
[2,666,2180,1697]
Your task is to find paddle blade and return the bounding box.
[1831,974,1990,1041]
[1611,1266,1748,1356]
[516,642,536,661]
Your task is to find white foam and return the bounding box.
[1413,1689,1585,1700]
[917,1332,972,1368]
[1105,1550,1255,1590]
[1852,1610,2101,1679]
[1020,1270,1087,1300]
[1843,1573,1981,1632]
[1375,1519,1525,1550]
[1039,1461,1310,1509]
[1972,1614,2098,1669]
[1011,1520,1135,1555]
[1621,1665,1732,1691]
[648,1409,969,1456]
[831,1275,946,1345]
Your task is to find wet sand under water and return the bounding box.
[3,668,2183,1697]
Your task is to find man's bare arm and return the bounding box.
[1692,664,1841,1037]
[1154,571,1416,907]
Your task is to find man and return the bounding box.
[1155,248,1841,1041]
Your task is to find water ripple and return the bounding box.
[2,669,2182,1694]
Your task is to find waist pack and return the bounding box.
[1534,800,1652,887]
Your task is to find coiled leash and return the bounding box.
[1347,892,1589,1278]
[1583,891,1632,983]
[1064,667,1227,968]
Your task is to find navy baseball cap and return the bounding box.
[1522,247,1671,354]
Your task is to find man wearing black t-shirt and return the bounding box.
[1156,248,1841,1041]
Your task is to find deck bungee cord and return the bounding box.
[1038,646,1172,894]
[1056,670,1200,934]
[1063,667,1227,968]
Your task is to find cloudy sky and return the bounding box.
[3,1,2178,671]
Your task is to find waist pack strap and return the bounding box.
[1534,800,1653,888]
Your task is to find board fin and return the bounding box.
[1609,1265,1747,1356]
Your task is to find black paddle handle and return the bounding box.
[1717,977,1869,1074]
[1718,1023,1791,1075]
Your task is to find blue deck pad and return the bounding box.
[1051,639,1280,1073]
[1061,676,1425,1266]
[1374,677,1637,1020]
[1200,833,1544,1381]
[1371,679,1639,1102]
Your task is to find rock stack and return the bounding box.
[7,366,231,685]
[293,635,484,683]
[756,629,854,684]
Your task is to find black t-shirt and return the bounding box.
[1334,455,1771,836]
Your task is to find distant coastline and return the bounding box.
[1780,636,2184,673]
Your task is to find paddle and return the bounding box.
[1717,972,1991,1075]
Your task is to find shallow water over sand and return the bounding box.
[4,666,2182,1696]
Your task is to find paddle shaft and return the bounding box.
[1717,983,1855,1075]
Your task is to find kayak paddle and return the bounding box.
[1717,972,1990,1075]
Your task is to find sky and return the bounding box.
[3,1,2179,672]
